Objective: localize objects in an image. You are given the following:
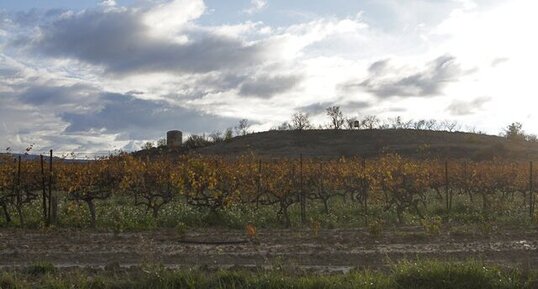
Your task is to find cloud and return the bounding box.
[491,57,509,67]
[244,0,267,14]
[368,59,389,75]
[62,93,242,139]
[453,0,478,10]
[238,74,302,98]
[1,80,242,151]
[100,0,117,7]
[2,0,532,153]
[447,96,491,115]
[0,90,66,152]
[143,0,205,35]
[21,5,267,75]
[18,84,98,106]
[0,64,19,80]
[360,55,466,98]
[297,101,370,115]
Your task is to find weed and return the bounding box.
[368,219,384,237]
[420,216,442,236]
[175,222,188,237]
[24,262,56,276]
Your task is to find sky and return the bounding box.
[0,0,537,155]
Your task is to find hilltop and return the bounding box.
[190,129,538,160]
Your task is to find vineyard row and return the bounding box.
[0,152,536,227]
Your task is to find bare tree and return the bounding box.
[345,117,360,129]
[291,112,312,130]
[277,121,292,130]
[235,119,250,136]
[224,128,233,141]
[503,122,525,141]
[361,115,380,129]
[378,123,390,129]
[389,116,413,129]
[326,106,345,129]
[142,141,154,150]
[424,119,439,130]
[183,135,211,149]
[209,131,224,143]
[526,134,537,142]
[413,119,426,130]
[441,120,459,132]
[157,138,167,148]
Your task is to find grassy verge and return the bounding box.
[0,261,535,289]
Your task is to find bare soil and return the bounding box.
[1,227,537,272]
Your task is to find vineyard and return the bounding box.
[1,152,537,230]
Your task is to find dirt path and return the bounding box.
[1,227,537,271]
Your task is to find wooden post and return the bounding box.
[319,160,328,214]
[40,155,48,226]
[256,159,262,208]
[530,161,534,218]
[319,160,323,192]
[16,156,21,224]
[445,160,450,213]
[362,158,368,227]
[300,154,306,224]
[48,150,54,225]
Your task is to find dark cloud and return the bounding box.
[360,55,466,98]
[447,96,491,116]
[18,84,97,105]
[126,90,144,96]
[368,59,389,75]
[1,81,243,151]
[296,102,332,114]
[25,9,266,75]
[198,73,248,94]
[0,65,19,78]
[62,93,241,139]
[345,101,372,111]
[238,74,302,98]
[13,9,66,26]
[297,101,370,115]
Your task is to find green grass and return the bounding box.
[0,261,535,289]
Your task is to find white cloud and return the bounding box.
[244,0,267,14]
[453,0,477,10]
[100,0,117,7]
[143,0,206,37]
[428,0,538,133]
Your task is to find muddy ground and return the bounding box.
[1,227,537,272]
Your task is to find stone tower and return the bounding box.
[166,130,183,148]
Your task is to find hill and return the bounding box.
[192,129,538,160]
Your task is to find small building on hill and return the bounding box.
[167,130,183,148]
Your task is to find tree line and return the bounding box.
[141,106,536,151]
